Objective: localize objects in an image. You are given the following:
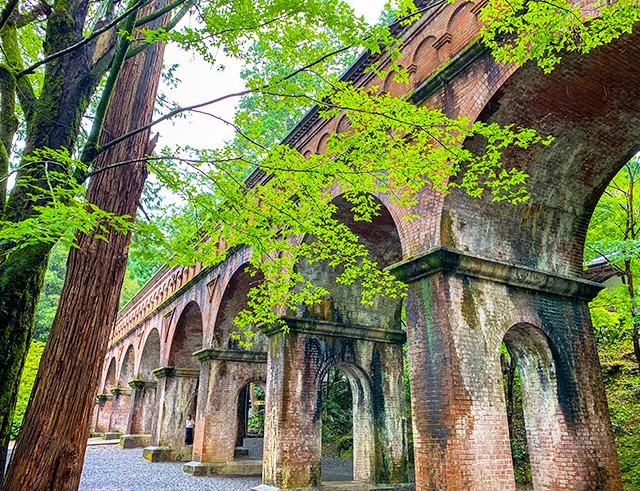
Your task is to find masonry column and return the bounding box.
[143,366,199,462]
[260,319,410,490]
[119,380,157,448]
[261,327,323,489]
[108,386,133,437]
[392,247,622,491]
[93,393,113,435]
[184,348,266,476]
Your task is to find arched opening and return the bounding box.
[318,363,375,485]
[296,193,404,328]
[501,323,562,490]
[103,357,117,392]
[138,328,161,381]
[159,301,202,459]
[110,345,136,434]
[169,301,203,369]
[262,193,409,488]
[320,366,354,482]
[119,345,135,386]
[582,159,640,487]
[212,265,266,351]
[130,329,161,436]
[500,342,531,488]
[441,30,640,276]
[234,381,266,460]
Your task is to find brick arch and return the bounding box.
[439,30,640,275]
[102,357,117,392]
[295,192,404,329]
[137,327,161,380]
[167,300,203,369]
[411,35,438,85]
[118,344,136,385]
[210,262,266,351]
[316,133,330,154]
[501,322,573,489]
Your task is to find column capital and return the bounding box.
[261,317,406,344]
[109,386,131,396]
[152,366,200,379]
[128,379,157,390]
[389,247,603,301]
[194,348,267,364]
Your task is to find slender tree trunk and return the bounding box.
[3,2,170,489]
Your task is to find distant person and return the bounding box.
[185,414,195,445]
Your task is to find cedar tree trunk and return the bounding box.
[3,2,169,488]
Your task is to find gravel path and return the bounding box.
[80,446,260,491]
[79,443,355,490]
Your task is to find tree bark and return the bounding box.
[0,3,110,477]
[3,2,170,489]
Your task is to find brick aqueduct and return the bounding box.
[92,0,640,488]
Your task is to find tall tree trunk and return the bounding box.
[0,4,105,478]
[3,2,170,488]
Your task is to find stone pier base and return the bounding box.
[183,459,262,476]
[120,434,151,449]
[143,444,193,462]
[103,432,121,440]
[252,483,414,491]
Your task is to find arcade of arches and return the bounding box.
[93,1,640,489]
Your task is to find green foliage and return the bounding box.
[599,339,640,490]
[321,367,353,458]
[480,0,640,73]
[586,161,640,488]
[32,242,68,342]
[9,340,45,439]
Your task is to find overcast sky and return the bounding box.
[155,0,387,152]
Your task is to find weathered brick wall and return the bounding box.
[150,369,199,461]
[397,249,622,490]
[192,357,266,463]
[262,325,408,488]
[129,382,157,435]
[91,2,637,488]
[109,391,132,434]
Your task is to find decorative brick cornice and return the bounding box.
[262,318,406,345]
[194,348,267,364]
[389,247,604,301]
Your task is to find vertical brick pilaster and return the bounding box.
[263,331,322,488]
[405,274,516,491]
[148,366,199,461]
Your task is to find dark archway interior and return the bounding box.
[169,301,203,369]
[235,382,266,460]
[297,194,404,329]
[138,328,161,380]
[443,31,640,276]
[213,266,266,351]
